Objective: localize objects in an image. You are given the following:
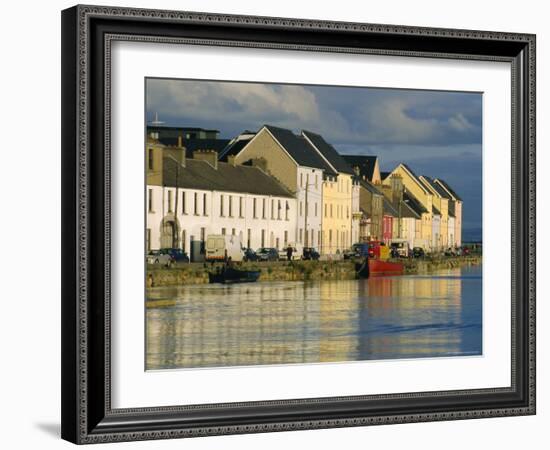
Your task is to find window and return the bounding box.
[221,228,226,235]
[315,202,318,217]
[330,204,333,218]
[239,197,244,218]
[194,192,198,215]
[146,228,151,251]
[271,199,275,219]
[324,204,327,218]
[285,201,289,220]
[247,229,251,248]
[181,191,186,214]
[318,231,321,247]
[277,200,281,220]
[220,195,224,216]
[299,228,303,244]
[148,148,154,170]
[229,196,233,217]
[315,174,318,189]
[168,190,173,212]
[253,198,257,218]
[232,228,236,236]
[200,227,205,242]
[262,199,266,219]
[284,230,288,245]
[300,201,303,217]
[148,189,153,212]
[261,229,265,247]
[203,193,207,215]
[300,173,303,188]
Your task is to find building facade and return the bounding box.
[146,140,297,257]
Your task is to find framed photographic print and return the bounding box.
[61,4,536,444]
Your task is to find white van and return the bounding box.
[205,234,243,262]
[390,239,410,257]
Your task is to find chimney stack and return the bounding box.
[390,174,403,204]
[193,149,218,169]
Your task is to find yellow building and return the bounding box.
[419,175,450,250]
[302,131,357,255]
[384,164,433,249]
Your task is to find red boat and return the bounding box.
[368,258,404,276]
[368,240,404,276]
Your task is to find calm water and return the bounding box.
[146,266,482,370]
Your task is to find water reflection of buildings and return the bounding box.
[147,283,324,369]
[319,281,360,363]
[146,268,478,370]
[356,269,463,360]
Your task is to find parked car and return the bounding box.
[146,250,174,267]
[342,248,357,260]
[256,247,279,262]
[412,247,425,258]
[302,247,320,261]
[352,242,371,258]
[242,247,259,262]
[159,248,190,263]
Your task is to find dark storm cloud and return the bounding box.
[146,78,482,228]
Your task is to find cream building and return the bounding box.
[302,130,358,254]
[435,178,462,247]
[146,138,297,257]
[384,164,434,249]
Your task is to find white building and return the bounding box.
[146,148,297,258]
[233,125,330,249]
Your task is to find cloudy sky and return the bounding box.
[146,78,482,234]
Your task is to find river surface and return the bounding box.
[146,266,482,370]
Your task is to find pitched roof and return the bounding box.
[403,190,428,215]
[218,135,254,161]
[432,205,441,216]
[302,131,355,175]
[263,125,337,176]
[434,178,463,202]
[421,175,452,199]
[383,197,399,216]
[160,157,293,198]
[342,155,378,181]
[359,179,384,196]
[380,171,391,181]
[400,200,421,219]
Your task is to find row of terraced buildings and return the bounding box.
[146,124,462,258]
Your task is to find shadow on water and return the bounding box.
[146,266,482,370]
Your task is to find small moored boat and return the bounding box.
[208,267,261,284]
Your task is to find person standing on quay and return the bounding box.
[286,245,293,261]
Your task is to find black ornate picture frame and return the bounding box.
[61,4,536,444]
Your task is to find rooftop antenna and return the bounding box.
[149,112,165,126]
